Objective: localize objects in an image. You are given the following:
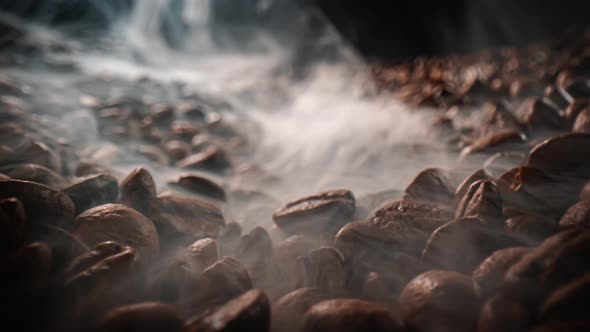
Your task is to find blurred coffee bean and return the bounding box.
[559,200,590,230]
[423,218,523,273]
[273,190,355,236]
[170,174,226,201]
[404,168,454,205]
[120,167,157,215]
[354,189,403,219]
[543,85,570,110]
[177,146,231,173]
[187,289,269,332]
[0,197,25,254]
[149,194,225,245]
[573,107,590,132]
[237,226,273,273]
[520,99,563,132]
[96,302,183,332]
[454,169,489,205]
[303,299,403,332]
[296,247,347,296]
[483,152,525,180]
[541,273,590,323]
[506,214,558,244]
[461,130,526,159]
[163,140,191,161]
[74,204,160,261]
[62,174,119,215]
[194,257,252,307]
[473,247,531,298]
[272,288,328,332]
[477,295,531,332]
[7,141,63,174]
[527,133,590,179]
[399,270,481,332]
[66,241,125,277]
[1,163,65,188]
[564,99,589,125]
[0,179,74,232]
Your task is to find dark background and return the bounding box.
[1,0,589,61]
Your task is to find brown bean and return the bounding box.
[399,270,481,332]
[97,302,183,332]
[541,273,590,323]
[7,141,63,173]
[296,247,347,296]
[187,289,270,332]
[177,146,231,173]
[455,180,503,225]
[303,299,403,332]
[422,218,523,274]
[527,133,590,179]
[163,140,191,161]
[477,295,531,332]
[506,214,558,243]
[170,174,226,201]
[564,99,589,125]
[454,169,489,207]
[149,194,225,245]
[184,238,220,273]
[195,257,253,306]
[62,174,119,215]
[272,288,328,332]
[560,200,590,230]
[483,152,525,180]
[120,167,157,215]
[273,190,355,236]
[461,130,525,158]
[0,197,25,254]
[0,179,74,230]
[237,226,273,273]
[404,168,454,205]
[573,108,590,132]
[2,163,65,188]
[74,204,160,260]
[473,247,531,298]
[66,241,125,277]
[520,99,563,132]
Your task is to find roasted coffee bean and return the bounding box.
[541,273,590,323]
[187,289,270,332]
[455,180,503,224]
[303,299,403,332]
[531,320,590,332]
[296,247,347,296]
[506,214,557,243]
[461,129,526,159]
[354,189,402,219]
[5,141,63,174]
[163,140,191,161]
[1,163,65,188]
[151,104,176,127]
[423,218,522,273]
[149,194,225,244]
[62,174,119,215]
[572,107,590,132]
[272,288,328,332]
[120,167,157,215]
[75,160,117,178]
[0,179,74,231]
[527,133,590,179]
[273,190,355,236]
[74,204,160,260]
[399,270,481,332]
[237,226,273,273]
[454,169,489,206]
[362,272,395,303]
[171,121,201,142]
[483,152,525,180]
[218,222,242,255]
[505,229,590,304]
[543,85,570,110]
[370,199,453,236]
[564,99,589,125]
[184,238,220,273]
[38,225,90,273]
[510,78,539,97]
[477,295,531,332]
[481,102,523,134]
[473,247,531,298]
[270,235,316,298]
[195,257,252,306]
[66,241,125,277]
[404,168,454,205]
[96,302,183,332]
[177,146,231,173]
[170,174,226,201]
[559,200,590,230]
[0,197,25,254]
[520,99,563,132]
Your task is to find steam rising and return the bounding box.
[3,0,455,222]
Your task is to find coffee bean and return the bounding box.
[482,152,525,180]
[296,247,347,296]
[177,146,231,173]
[527,133,590,179]
[74,204,160,260]
[272,288,328,332]
[541,273,590,323]
[163,140,191,161]
[454,169,489,207]
[573,107,590,132]
[62,174,119,215]
[559,200,590,230]
[303,299,403,332]
[520,99,563,132]
[455,180,503,225]
[194,257,252,307]
[66,241,125,277]
[120,167,157,215]
[170,174,226,201]
[184,238,220,273]
[97,302,183,332]
[237,227,273,273]
[477,295,531,332]
[273,190,355,236]
[564,99,589,125]
[505,214,558,243]
[404,168,454,205]
[461,130,526,159]
[1,163,65,188]
[399,270,481,332]
[473,247,531,298]
[187,289,270,332]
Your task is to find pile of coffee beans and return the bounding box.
[3,23,590,332]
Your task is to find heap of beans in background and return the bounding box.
[3,26,590,332]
